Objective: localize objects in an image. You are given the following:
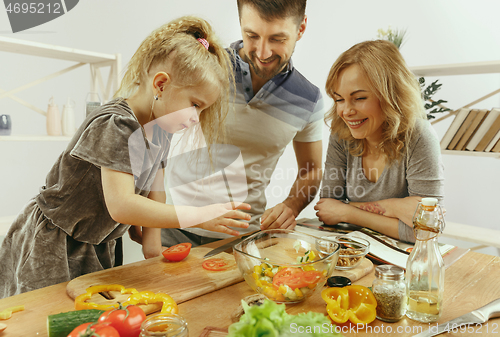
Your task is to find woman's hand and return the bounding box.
[194,202,252,236]
[314,198,352,225]
[383,196,422,226]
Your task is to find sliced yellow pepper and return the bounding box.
[74,284,178,314]
[126,291,178,314]
[74,284,139,310]
[321,285,377,324]
[0,305,25,320]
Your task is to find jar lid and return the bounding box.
[327,276,352,287]
[374,265,405,281]
[421,198,438,206]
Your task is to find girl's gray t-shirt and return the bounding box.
[320,119,445,243]
[35,98,171,245]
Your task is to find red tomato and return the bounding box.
[162,243,192,262]
[202,258,229,271]
[98,304,146,337]
[273,268,323,290]
[67,322,119,337]
[301,270,324,286]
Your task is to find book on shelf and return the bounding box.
[485,130,500,152]
[454,109,489,150]
[467,108,500,151]
[447,109,478,150]
[440,108,471,150]
[295,218,468,270]
[491,138,500,152]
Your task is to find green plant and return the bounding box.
[377,27,450,120]
[377,26,407,49]
[419,77,451,120]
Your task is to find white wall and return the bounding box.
[1,1,499,258]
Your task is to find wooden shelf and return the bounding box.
[0,36,117,64]
[410,60,500,77]
[441,149,500,159]
[411,60,500,159]
[0,135,72,142]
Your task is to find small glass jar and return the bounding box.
[372,265,407,322]
[139,313,189,337]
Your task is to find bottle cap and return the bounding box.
[327,276,352,287]
[375,265,405,281]
[64,97,75,108]
[48,96,56,106]
[421,198,438,207]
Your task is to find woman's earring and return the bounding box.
[154,94,158,101]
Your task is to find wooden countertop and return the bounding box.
[1,241,499,336]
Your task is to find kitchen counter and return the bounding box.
[0,238,499,336]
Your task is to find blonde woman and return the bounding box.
[314,40,444,242]
[0,16,251,298]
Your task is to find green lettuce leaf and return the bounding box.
[227,299,342,337]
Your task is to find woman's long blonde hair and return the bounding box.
[115,16,234,151]
[325,40,426,163]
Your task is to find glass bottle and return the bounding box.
[61,97,76,136]
[139,313,189,337]
[406,197,445,323]
[372,265,407,322]
[46,96,61,136]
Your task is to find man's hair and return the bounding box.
[237,0,306,25]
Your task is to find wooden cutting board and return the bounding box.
[66,246,243,313]
[331,257,374,282]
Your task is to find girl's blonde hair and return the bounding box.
[325,40,426,163]
[115,16,234,149]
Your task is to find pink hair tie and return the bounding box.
[197,38,209,50]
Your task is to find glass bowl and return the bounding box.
[325,235,370,270]
[233,229,340,304]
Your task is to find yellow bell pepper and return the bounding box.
[74,284,139,310]
[0,305,25,320]
[321,285,377,324]
[74,284,178,314]
[126,291,178,314]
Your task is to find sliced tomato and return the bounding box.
[202,258,229,271]
[273,268,323,290]
[162,243,192,262]
[272,267,303,288]
[302,270,324,286]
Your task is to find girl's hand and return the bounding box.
[194,202,252,236]
[314,198,351,225]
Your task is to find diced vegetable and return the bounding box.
[249,249,325,302]
[0,305,25,320]
[47,309,105,337]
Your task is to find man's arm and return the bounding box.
[261,140,322,230]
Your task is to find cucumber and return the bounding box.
[47,309,105,337]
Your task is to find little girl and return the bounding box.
[0,16,251,298]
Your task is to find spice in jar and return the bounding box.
[140,313,188,337]
[372,265,407,322]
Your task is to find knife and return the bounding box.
[412,298,500,337]
[203,233,255,258]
